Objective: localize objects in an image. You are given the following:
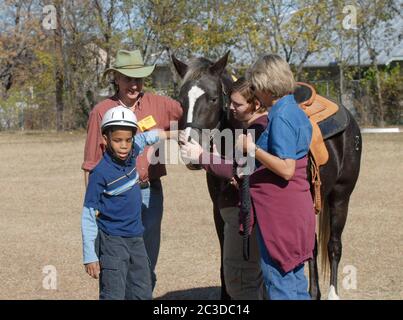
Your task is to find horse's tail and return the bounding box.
[319,199,330,279]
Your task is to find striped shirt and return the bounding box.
[81,130,159,263]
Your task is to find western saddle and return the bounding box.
[295,82,339,214]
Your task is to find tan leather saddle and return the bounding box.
[295,82,339,214]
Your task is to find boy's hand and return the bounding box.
[85,262,100,279]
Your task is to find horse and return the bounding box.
[171,52,362,300]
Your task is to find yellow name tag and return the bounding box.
[137,115,157,131]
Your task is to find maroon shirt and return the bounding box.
[82,92,183,182]
[249,157,315,273]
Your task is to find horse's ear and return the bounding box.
[210,51,230,75]
[171,54,188,79]
[221,73,233,95]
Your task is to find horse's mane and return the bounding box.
[182,57,214,85]
[181,57,233,96]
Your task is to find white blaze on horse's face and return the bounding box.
[185,85,205,139]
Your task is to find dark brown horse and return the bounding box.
[171,52,362,300]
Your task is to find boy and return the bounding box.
[81,106,174,300]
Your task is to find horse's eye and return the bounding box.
[210,97,218,103]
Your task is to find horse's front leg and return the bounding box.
[308,234,321,300]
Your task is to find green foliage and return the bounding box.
[381,64,403,124]
[1,0,401,129]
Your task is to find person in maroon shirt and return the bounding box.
[82,50,183,291]
[179,77,266,300]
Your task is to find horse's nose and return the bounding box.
[186,163,202,170]
[184,127,202,144]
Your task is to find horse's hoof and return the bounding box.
[309,291,321,300]
[327,285,340,300]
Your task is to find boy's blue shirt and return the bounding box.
[255,94,312,165]
[81,130,159,264]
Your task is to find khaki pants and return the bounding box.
[220,207,266,300]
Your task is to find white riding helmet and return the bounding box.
[101,106,138,133]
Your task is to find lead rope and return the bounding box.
[233,148,252,261]
[241,174,251,261]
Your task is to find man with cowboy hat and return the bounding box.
[82,49,183,292]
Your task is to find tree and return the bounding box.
[120,0,187,64]
[233,0,333,78]
[54,0,64,131]
[328,1,362,105]
[92,0,121,69]
[356,0,401,126]
[63,0,105,128]
[0,0,43,98]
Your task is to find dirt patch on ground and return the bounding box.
[0,132,401,299]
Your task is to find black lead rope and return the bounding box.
[233,146,252,261]
[241,174,251,261]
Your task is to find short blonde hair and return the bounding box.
[247,54,296,98]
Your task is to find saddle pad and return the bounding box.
[294,83,315,105]
[318,104,350,140]
[294,83,349,140]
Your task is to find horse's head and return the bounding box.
[172,52,232,170]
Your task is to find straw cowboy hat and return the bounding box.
[103,49,155,78]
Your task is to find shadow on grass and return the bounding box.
[155,286,221,300]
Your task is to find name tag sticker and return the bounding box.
[137,115,157,131]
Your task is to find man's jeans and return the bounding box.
[256,226,311,300]
[141,179,163,290]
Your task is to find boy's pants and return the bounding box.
[220,207,266,300]
[96,229,152,300]
[256,226,311,300]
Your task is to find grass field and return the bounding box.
[0,131,401,300]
